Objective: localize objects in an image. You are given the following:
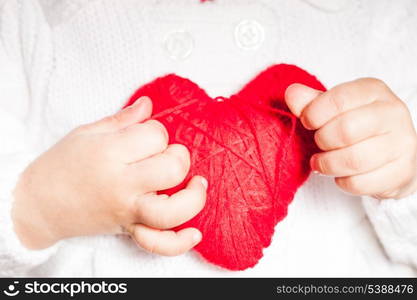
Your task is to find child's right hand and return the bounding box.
[11,97,207,256]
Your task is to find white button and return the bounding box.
[235,20,265,50]
[164,31,194,61]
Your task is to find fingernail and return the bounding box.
[132,96,149,107]
[313,170,332,177]
[200,177,208,189]
[301,115,314,130]
[310,155,317,171]
[192,231,202,244]
[312,170,324,176]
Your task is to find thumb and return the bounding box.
[285,84,322,118]
[90,96,153,133]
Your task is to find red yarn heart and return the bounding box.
[124,64,325,270]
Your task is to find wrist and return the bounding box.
[11,171,62,250]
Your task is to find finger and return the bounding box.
[134,176,207,229]
[301,78,390,130]
[87,96,152,133]
[128,144,191,193]
[110,119,169,163]
[314,101,394,151]
[127,224,202,256]
[335,156,415,198]
[311,134,400,177]
[285,83,322,117]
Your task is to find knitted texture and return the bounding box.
[2,0,417,276]
[125,64,325,270]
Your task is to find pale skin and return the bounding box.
[12,78,417,255]
[285,78,417,199]
[12,97,208,255]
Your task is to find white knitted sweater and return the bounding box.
[1,0,417,277]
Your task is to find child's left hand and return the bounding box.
[285,78,417,199]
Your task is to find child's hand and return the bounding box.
[12,97,207,256]
[285,78,417,199]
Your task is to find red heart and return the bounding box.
[124,64,325,270]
